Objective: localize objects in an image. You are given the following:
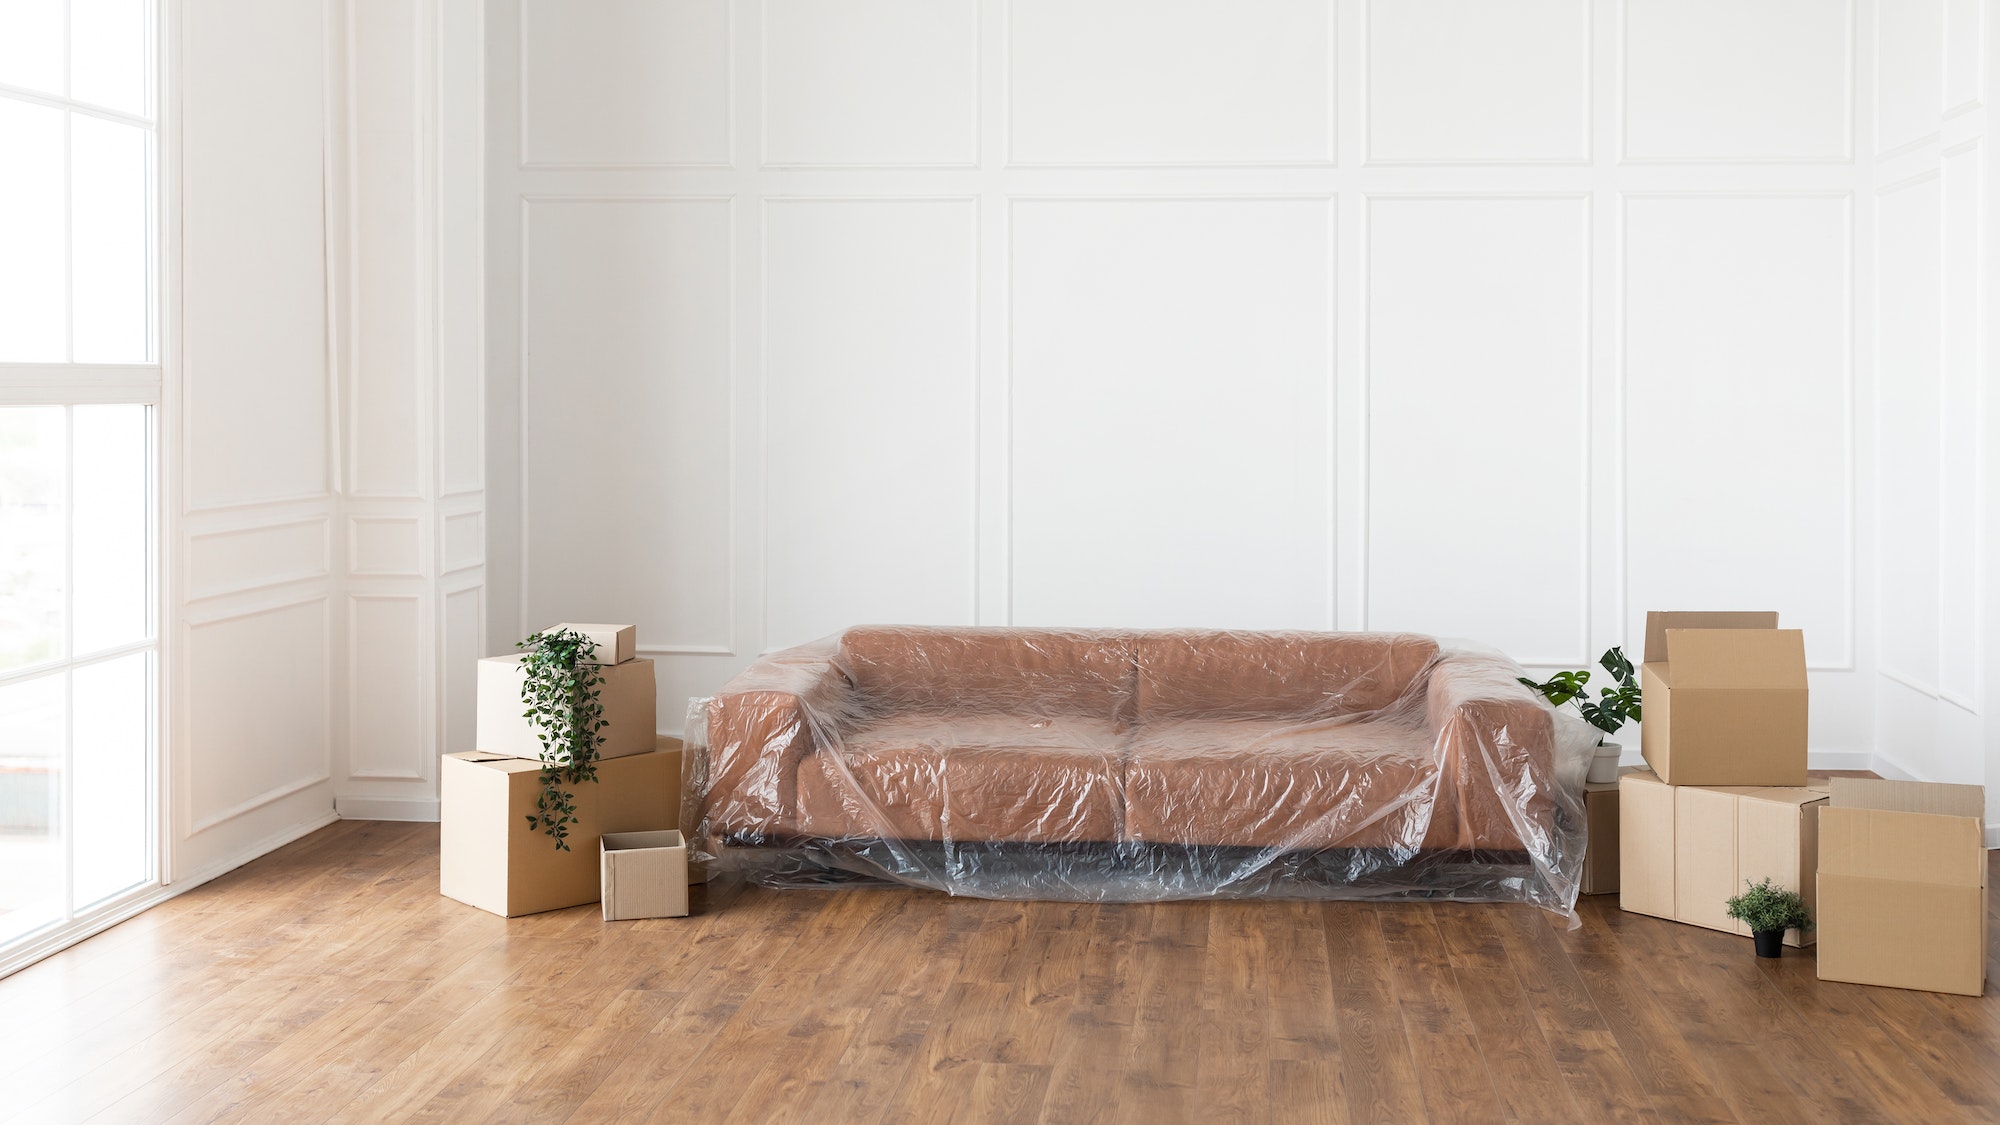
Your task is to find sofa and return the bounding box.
[689,626,1587,910]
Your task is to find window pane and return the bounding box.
[72,405,149,654]
[73,653,149,907]
[0,408,67,672]
[71,0,153,118]
[72,115,152,364]
[0,99,69,363]
[0,0,66,98]
[0,674,65,944]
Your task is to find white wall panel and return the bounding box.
[1366,0,1589,163]
[762,199,978,649]
[762,0,977,167]
[1877,176,1944,692]
[1010,199,1332,629]
[181,0,327,508]
[1944,0,1982,112]
[1622,0,1851,162]
[1623,194,1852,666]
[1876,0,1945,153]
[186,599,329,831]
[351,0,422,496]
[522,199,733,649]
[186,520,327,600]
[1365,196,1590,663]
[520,0,730,166]
[443,586,484,757]
[1007,0,1331,166]
[1939,149,1980,705]
[442,510,484,572]
[349,517,422,576]
[347,596,424,778]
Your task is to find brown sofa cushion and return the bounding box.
[794,713,1124,844]
[1122,717,1459,850]
[837,626,1138,720]
[1133,631,1438,721]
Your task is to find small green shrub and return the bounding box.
[1724,877,1813,935]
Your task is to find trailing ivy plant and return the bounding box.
[517,627,610,851]
[1518,647,1643,746]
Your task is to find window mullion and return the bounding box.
[62,406,76,925]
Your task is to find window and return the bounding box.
[0,0,160,960]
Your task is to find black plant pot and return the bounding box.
[1753,929,1785,959]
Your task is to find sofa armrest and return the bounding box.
[1423,648,1558,851]
[698,640,853,842]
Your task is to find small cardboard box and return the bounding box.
[1581,771,1631,895]
[440,740,682,918]
[551,623,637,666]
[476,654,657,761]
[1817,778,1988,996]
[1619,768,1826,946]
[602,830,690,920]
[1639,611,1808,787]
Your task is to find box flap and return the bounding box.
[1819,806,1986,886]
[1644,611,1780,664]
[1829,777,1986,819]
[1706,785,1829,809]
[1662,629,1807,689]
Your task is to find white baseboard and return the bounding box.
[335,795,440,822]
[0,809,339,982]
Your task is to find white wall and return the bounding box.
[1870,0,1998,840]
[168,0,485,881]
[483,1,1996,837]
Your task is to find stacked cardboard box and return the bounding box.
[441,624,685,918]
[1619,611,1817,943]
[1618,611,1989,995]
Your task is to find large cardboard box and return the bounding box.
[1581,772,1627,895]
[601,830,690,920]
[1639,611,1808,787]
[1619,768,1826,946]
[1817,778,1988,996]
[440,740,682,918]
[550,622,636,666]
[476,654,657,762]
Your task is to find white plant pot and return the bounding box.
[1587,741,1623,784]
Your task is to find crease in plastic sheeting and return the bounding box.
[686,627,1594,924]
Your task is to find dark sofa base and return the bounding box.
[713,832,1563,906]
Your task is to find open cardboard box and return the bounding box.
[1639,611,1808,787]
[1817,777,1988,996]
[440,739,682,918]
[1619,768,1825,946]
[602,830,690,920]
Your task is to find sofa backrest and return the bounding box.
[1133,631,1439,721]
[836,626,1138,719]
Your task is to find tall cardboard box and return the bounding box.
[1817,778,1988,996]
[1581,772,1628,895]
[476,654,658,762]
[1619,768,1826,946]
[1639,611,1808,787]
[440,739,682,917]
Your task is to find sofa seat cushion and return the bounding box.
[1122,718,1458,850]
[794,714,1125,844]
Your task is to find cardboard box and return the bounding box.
[440,740,682,917]
[1639,611,1808,787]
[1581,772,1628,895]
[1619,768,1826,947]
[551,622,636,666]
[476,654,657,762]
[602,830,690,920]
[1817,777,1988,996]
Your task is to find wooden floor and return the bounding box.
[2,821,1996,1124]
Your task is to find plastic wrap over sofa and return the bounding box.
[687,627,1593,917]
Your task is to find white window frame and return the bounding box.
[0,0,175,978]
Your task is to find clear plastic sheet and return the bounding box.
[685,627,1596,920]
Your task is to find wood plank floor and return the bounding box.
[2,819,1996,1124]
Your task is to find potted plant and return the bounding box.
[1725,877,1813,958]
[516,627,609,851]
[1519,647,1642,782]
